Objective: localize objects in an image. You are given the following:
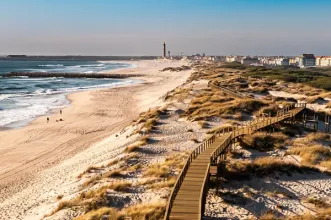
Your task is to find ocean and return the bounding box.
[0,60,135,128]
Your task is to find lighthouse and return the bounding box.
[163,42,166,58]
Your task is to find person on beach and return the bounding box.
[47,117,49,123]
[60,109,62,115]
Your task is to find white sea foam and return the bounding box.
[0,93,70,127]
[38,64,64,67]
[79,64,105,67]
[0,79,138,127]
[0,94,11,101]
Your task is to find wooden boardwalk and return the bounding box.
[165,103,306,220]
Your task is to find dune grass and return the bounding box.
[103,168,124,178]
[305,197,330,208]
[118,202,166,220]
[135,107,167,134]
[82,175,102,188]
[185,94,267,121]
[241,132,290,151]
[74,207,117,220]
[78,166,100,178]
[296,132,331,144]
[125,135,150,153]
[72,202,166,220]
[227,157,319,178]
[287,144,331,167]
[143,152,188,178]
[198,120,209,128]
[165,87,191,101]
[109,181,132,192]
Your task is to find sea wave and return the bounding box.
[79,64,105,67]
[38,64,64,67]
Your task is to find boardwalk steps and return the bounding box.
[165,102,306,220]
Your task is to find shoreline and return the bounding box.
[0,62,140,131]
[0,59,193,219]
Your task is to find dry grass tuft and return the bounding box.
[82,175,102,188]
[135,107,166,134]
[296,132,331,145]
[125,135,150,153]
[146,177,177,189]
[305,197,330,208]
[259,211,279,220]
[118,202,166,220]
[107,158,120,166]
[103,168,124,178]
[198,120,209,128]
[143,164,169,178]
[74,207,117,220]
[78,166,100,178]
[241,132,290,151]
[185,94,267,121]
[165,87,191,101]
[227,157,319,177]
[109,181,132,192]
[286,208,331,219]
[287,144,331,166]
[143,152,189,178]
[320,160,331,170]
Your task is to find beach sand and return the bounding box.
[0,59,193,219]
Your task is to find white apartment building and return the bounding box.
[316,56,331,66]
[225,56,241,63]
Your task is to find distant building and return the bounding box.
[275,58,290,66]
[226,56,241,63]
[241,56,259,65]
[7,55,27,58]
[316,56,331,67]
[299,54,316,67]
[289,58,298,66]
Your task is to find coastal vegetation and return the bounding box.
[221,62,331,91]
[240,132,290,151]
[43,61,331,220]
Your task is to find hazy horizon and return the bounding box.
[1,0,331,56]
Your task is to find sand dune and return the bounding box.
[0,59,193,219]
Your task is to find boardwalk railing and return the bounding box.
[164,130,220,219]
[210,102,306,164]
[164,102,306,219]
[164,78,306,219]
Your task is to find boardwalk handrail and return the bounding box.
[164,80,307,219]
[199,163,211,219]
[164,129,220,219]
[210,102,306,164]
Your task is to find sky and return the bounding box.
[0,0,331,56]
